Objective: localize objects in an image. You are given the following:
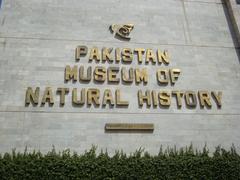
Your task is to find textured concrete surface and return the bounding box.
[0,0,240,154]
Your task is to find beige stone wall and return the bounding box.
[0,0,239,154]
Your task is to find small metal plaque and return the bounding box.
[105,123,154,132]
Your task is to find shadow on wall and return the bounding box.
[221,0,240,63]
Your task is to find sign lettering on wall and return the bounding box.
[25,46,222,109]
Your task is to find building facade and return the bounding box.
[0,0,240,154]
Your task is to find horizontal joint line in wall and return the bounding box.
[0,36,236,49]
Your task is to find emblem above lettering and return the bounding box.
[109,24,134,40]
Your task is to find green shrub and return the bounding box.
[0,145,239,179]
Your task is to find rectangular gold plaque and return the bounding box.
[105,123,154,132]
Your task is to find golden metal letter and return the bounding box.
[159,91,171,106]
[122,48,133,63]
[172,91,184,108]
[87,88,100,106]
[121,67,134,83]
[75,46,88,61]
[102,47,113,62]
[25,87,40,105]
[134,48,145,63]
[198,91,212,108]
[79,66,91,82]
[156,69,169,84]
[152,90,158,107]
[108,67,120,83]
[211,91,222,108]
[41,87,54,105]
[185,91,197,108]
[94,66,106,82]
[170,68,181,84]
[89,47,100,62]
[72,88,85,105]
[57,88,69,105]
[138,90,151,107]
[135,68,148,84]
[157,49,170,64]
[102,89,114,106]
[115,48,121,63]
[65,65,78,82]
[145,49,156,64]
[116,89,129,106]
